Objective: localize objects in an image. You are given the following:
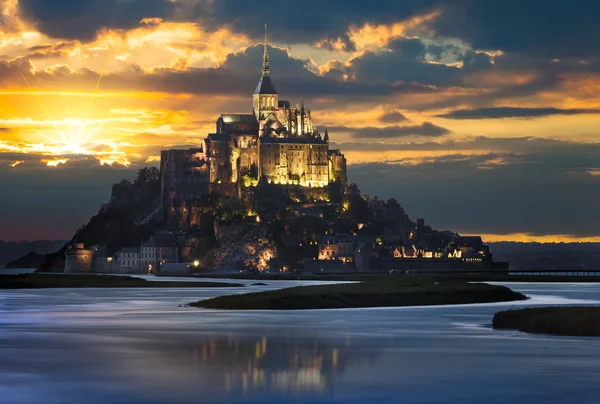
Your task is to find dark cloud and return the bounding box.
[331,122,451,139]
[437,107,600,120]
[0,47,407,100]
[348,145,600,237]
[18,0,174,41]
[348,37,463,86]
[199,0,439,45]
[433,0,600,59]
[17,0,600,61]
[25,42,78,59]
[379,111,409,123]
[405,72,564,112]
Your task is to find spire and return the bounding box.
[262,24,270,76]
[324,127,329,142]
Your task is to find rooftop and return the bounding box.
[254,75,277,95]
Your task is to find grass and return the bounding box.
[0,274,243,289]
[190,280,527,310]
[493,307,600,336]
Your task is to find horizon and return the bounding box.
[1,0,599,242]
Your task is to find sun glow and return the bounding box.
[42,158,69,167]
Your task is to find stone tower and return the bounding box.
[253,24,278,122]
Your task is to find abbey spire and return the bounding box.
[253,24,278,120]
[262,24,270,77]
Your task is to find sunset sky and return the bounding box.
[1,0,600,242]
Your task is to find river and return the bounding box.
[1,280,600,403]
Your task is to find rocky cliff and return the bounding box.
[209,224,278,271]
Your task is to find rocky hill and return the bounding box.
[0,240,66,268]
[38,168,162,272]
[209,224,278,271]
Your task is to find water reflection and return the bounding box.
[3,282,600,403]
[78,332,381,399]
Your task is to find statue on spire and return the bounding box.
[262,24,270,77]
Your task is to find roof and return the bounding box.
[117,247,140,254]
[141,237,157,248]
[220,114,257,124]
[254,75,277,94]
[206,133,231,142]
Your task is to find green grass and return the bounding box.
[0,274,242,289]
[190,280,527,310]
[493,307,600,336]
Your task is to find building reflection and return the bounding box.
[107,333,382,398]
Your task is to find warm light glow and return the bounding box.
[475,233,600,243]
[42,158,69,167]
[193,260,200,267]
[9,160,24,167]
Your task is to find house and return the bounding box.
[318,234,355,263]
[114,247,140,272]
[315,233,373,271]
[141,236,179,273]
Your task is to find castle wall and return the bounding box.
[161,148,210,228]
[64,247,94,273]
[258,140,329,187]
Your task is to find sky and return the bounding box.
[1,0,600,242]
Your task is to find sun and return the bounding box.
[31,117,131,166]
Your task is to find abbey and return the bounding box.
[161,27,347,206]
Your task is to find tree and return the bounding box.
[387,198,401,210]
[135,167,160,188]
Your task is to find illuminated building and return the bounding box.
[160,26,347,201]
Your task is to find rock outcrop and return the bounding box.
[210,224,277,271]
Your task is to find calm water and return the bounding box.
[1,280,600,404]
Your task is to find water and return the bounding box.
[1,281,600,403]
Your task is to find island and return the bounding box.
[190,280,527,310]
[0,274,242,289]
[36,29,509,278]
[493,307,600,336]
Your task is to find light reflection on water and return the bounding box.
[1,281,600,403]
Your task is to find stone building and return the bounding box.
[318,234,356,263]
[114,247,140,272]
[160,26,347,205]
[160,147,210,226]
[64,243,94,273]
[140,236,180,273]
[316,234,373,271]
